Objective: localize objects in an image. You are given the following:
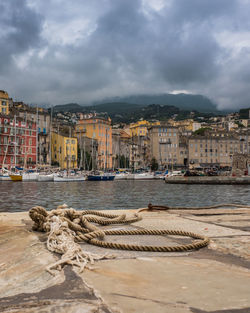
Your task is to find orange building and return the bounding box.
[76,115,112,170]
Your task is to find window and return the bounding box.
[2,108,6,113]
[2,101,6,106]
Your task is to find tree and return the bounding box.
[150,157,158,171]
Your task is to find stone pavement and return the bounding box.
[0,207,250,313]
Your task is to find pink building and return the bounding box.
[0,115,37,169]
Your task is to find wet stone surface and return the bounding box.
[0,208,250,313]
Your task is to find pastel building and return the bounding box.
[0,115,37,169]
[51,132,77,169]
[76,115,112,170]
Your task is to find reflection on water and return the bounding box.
[0,180,249,212]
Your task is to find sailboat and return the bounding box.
[87,171,115,181]
[0,168,11,181]
[54,172,86,182]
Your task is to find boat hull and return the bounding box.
[38,174,54,182]
[22,173,39,181]
[0,175,11,181]
[9,175,22,181]
[87,175,115,181]
[133,173,155,180]
[54,175,86,182]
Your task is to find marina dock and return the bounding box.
[165,175,250,184]
[0,206,250,312]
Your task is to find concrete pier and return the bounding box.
[0,207,250,312]
[165,176,250,184]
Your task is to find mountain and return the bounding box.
[95,93,218,113]
[52,103,83,113]
[53,93,218,114]
[85,102,143,114]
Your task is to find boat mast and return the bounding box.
[83,133,86,170]
[105,127,107,171]
[69,126,72,170]
[36,105,38,168]
[14,115,16,169]
[24,113,27,169]
[49,106,53,167]
[91,137,94,170]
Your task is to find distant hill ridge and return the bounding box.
[94,93,218,113]
[52,93,218,114]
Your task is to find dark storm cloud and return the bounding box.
[0,0,43,72]
[0,0,250,109]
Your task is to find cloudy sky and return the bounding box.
[0,0,250,110]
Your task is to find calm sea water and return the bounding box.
[0,180,249,212]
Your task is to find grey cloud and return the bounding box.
[0,0,250,109]
[0,0,43,73]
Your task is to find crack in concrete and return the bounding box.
[111,293,188,308]
[190,307,250,313]
[0,266,114,312]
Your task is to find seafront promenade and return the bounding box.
[0,205,250,312]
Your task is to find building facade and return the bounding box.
[76,115,112,170]
[112,129,131,169]
[51,132,77,169]
[188,133,239,168]
[0,115,37,169]
[17,106,51,165]
[148,125,187,169]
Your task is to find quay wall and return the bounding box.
[165,176,250,184]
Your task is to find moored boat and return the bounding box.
[87,172,115,181]
[114,172,129,180]
[22,172,39,181]
[9,174,22,181]
[133,172,155,180]
[54,174,86,182]
[38,173,54,181]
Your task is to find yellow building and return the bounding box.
[76,116,112,170]
[0,90,10,115]
[172,119,194,131]
[51,132,78,169]
[129,120,160,137]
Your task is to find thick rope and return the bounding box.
[29,204,210,275]
[138,203,250,212]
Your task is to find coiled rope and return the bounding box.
[29,204,211,275]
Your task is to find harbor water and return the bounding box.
[0,180,249,212]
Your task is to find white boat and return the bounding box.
[133,172,155,180]
[22,172,39,181]
[0,169,11,181]
[0,173,11,181]
[38,173,54,181]
[114,172,129,180]
[54,174,86,182]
